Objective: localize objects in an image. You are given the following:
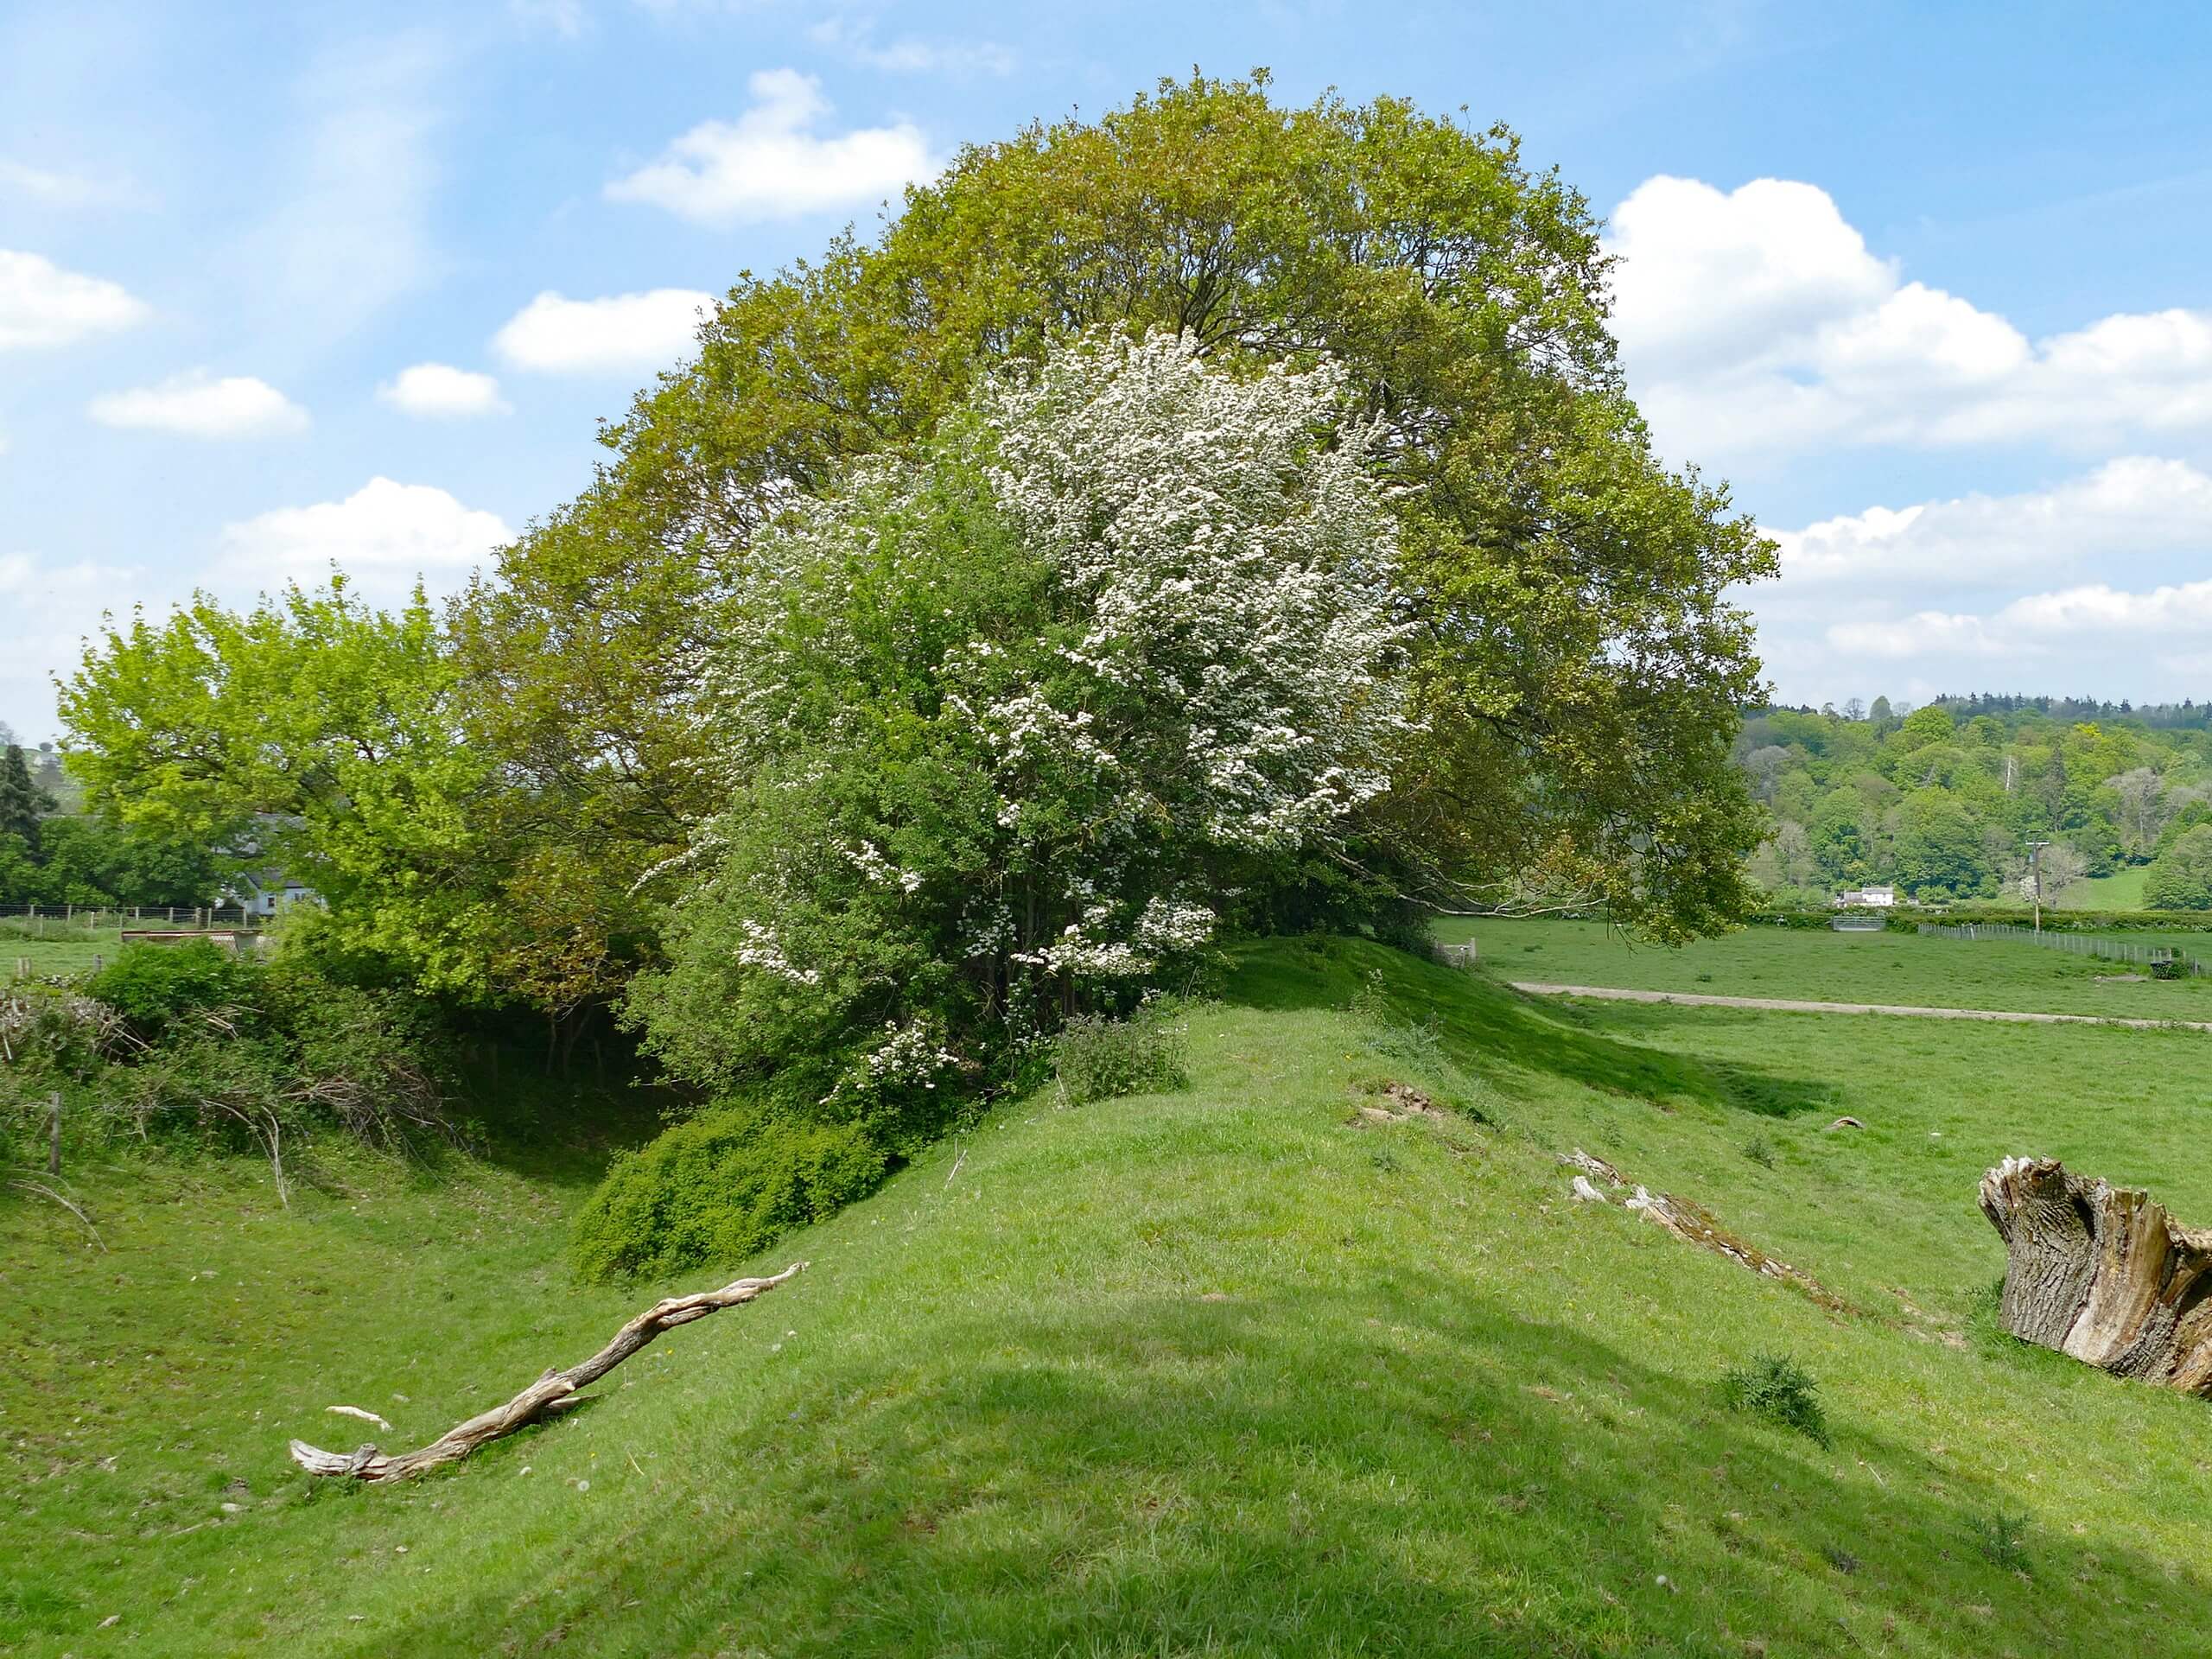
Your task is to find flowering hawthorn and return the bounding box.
[626,331,1411,1138]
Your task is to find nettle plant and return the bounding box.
[627,330,1411,1143]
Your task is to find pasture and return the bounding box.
[6,933,2212,1655]
[1434,913,2212,1019]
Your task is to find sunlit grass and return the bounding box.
[1435,914,2212,1019]
[3,934,2210,1655]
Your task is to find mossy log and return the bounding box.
[1979,1158,2212,1394]
[288,1262,804,1481]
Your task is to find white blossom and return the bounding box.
[844,841,924,893]
[733,919,819,985]
[693,327,1413,1006]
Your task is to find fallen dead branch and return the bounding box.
[1562,1149,1843,1311]
[325,1404,391,1431]
[288,1262,805,1482]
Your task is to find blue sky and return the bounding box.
[9,0,2212,739]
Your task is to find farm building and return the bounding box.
[1833,884,1897,908]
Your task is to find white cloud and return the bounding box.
[216,478,513,602]
[88,372,308,439]
[0,548,145,741]
[0,248,147,350]
[605,68,938,226]
[807,16,1015,76]
[1829,579,2212,666]
[492,288,714,374]
[1772,457,2212,589]
[378,362,511,418]
[1752,460,2212,703]
[1607,175,2212,462]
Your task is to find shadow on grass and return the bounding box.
[1228,937,1841,1119]
[437,1053,677,1191]
[348,1271,2210,1658]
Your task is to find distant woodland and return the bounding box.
[1738,695,2212,909]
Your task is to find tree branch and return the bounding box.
[287,1262,806,1482]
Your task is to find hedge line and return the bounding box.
[1742,906,2212,934]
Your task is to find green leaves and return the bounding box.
[468,72,1774,948]
[60,582,509,996]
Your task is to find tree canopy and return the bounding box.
[64,73,1777,1039]
[629,332,1410,1129]
[1738,699,2212,906]
[457,72,1773,957]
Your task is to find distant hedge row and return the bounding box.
[1742,907,2212,934]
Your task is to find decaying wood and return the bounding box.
[1562,1149,1843,1310]
[1979,1157,2212,1394]
[288,1262,805,1481]
[325,1404,391,1431]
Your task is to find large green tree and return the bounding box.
[60,582,513,993]
[0,744,53,852]
[455,73,1774,945]
[2145,825,2212,911]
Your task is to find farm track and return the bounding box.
[1510,982,2212,1033]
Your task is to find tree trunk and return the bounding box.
[287,1262,804,1481]
[1979,1157,2212,1394]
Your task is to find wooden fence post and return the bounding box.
[48,1092,61,1178]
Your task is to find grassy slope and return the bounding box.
[1433,915,2212,1018]
[7,938,2212,1656]
[2063,868,2149,911]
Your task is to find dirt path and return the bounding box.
[1510,982,2212,1033]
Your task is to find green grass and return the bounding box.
[1,919,268,982]
[2063,867,2149,911]
[1434,914,2212,1019]
[7,936,2212,1655]
[0,923,128,980]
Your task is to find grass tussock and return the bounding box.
[1719,1353,1833,1447]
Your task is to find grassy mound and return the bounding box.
[6,934,2212,1655]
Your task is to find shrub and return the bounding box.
[1053,1006,1191,1105]
[570,1103,890,1284]
[84,942,263,1040]
[1719,1354,1831,1446]
[10,951,459,1182]
[1742,1135,1776,1168]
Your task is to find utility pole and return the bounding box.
[2025,840,2052,934]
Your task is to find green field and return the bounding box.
[8,935,2212,1656]
[1434,914,2212,1019]
[0,925,127,980]
[2063,867,2150,910]
[1,923,270,982]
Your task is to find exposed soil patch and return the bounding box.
[1351,1081,1446,1125]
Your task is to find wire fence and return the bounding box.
[0,904,266,934]
[1918,921,2207,977]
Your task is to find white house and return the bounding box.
[1833,884,1897,908]
[223,871,321,917]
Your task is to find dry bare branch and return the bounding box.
[288,1261,805,1481]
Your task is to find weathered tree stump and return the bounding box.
[1979,1157,2212,1394]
